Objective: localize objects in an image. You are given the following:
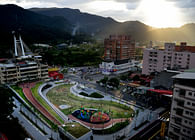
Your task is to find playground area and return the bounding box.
[46,84,134,120]
[72,108,110,124]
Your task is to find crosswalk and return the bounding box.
[158,111,170,121]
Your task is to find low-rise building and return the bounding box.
[99,60,139,75]
[0,33,48,84]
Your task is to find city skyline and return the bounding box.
[1,0,195,28]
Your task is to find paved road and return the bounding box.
[128,120,161,140]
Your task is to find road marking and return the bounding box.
[148,129,161,140]
[140,121,160,137]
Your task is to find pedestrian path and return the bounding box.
[68,114,132,129]
[20,83,61,125]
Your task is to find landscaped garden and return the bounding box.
[62,122,90,138]
[46,84,134,119]
[30,82,64,124]
[11,84,59,130]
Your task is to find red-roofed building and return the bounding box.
[0,133,8,140]
[148,89,173,96]
[48,68,64,80]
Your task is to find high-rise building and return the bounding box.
[142,42,195,75]
[100,35,137,75]
[0,33,48,84]
[104,35,135,61]
[168,72,195,140]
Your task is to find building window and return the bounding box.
[188,92,192,96]
[192,103,195,106]
[190,112,194,116]
[185,111,189,115]
[184,120,187,123]
[179,89,186,96]
[187,102,191,105]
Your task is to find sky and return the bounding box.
[0,0,195,28]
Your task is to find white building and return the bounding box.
[99,60,140,75]
[168,72,195,140]
[142,42,195,75]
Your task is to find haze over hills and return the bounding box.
[30,7,195,44]
[1,4,195,51]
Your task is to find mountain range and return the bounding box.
[1,4,195,50]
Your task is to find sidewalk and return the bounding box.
[12,97,61,140]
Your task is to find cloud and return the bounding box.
[1,0,195,26]
[166,0,195,8]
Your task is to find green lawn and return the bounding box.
[63,122,90,138]
[47,84,134,119]
[31,82,64,124]
[11,85,29,104]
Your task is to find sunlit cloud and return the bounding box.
[134,0,183,28]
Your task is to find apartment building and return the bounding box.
[104,35,135,61]
[0,34,48,84]
[100,35,137,75]
[168,72,195,140]
[142,42,195,75]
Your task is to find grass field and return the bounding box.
[31,82,64,124]
[47,84,134,119]
[11,85,29,104]
[63,122,90,138]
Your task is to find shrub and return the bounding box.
[93,120,129,134]
[79,92,89,96]
[79,92,104,98]
[90,92,104,98]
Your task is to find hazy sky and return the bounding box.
[1,0,195,28]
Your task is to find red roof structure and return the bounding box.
[48,71,64,80]
[148,89,173,96]
[0,133,8,140]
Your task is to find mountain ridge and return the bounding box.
[30,6,195,43]
[0,4,195,46]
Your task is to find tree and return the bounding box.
[99,76,108,85]
[108,78,120,88]
[132,75,140,81]
[120,74,128,81]
[0,86,15,121]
